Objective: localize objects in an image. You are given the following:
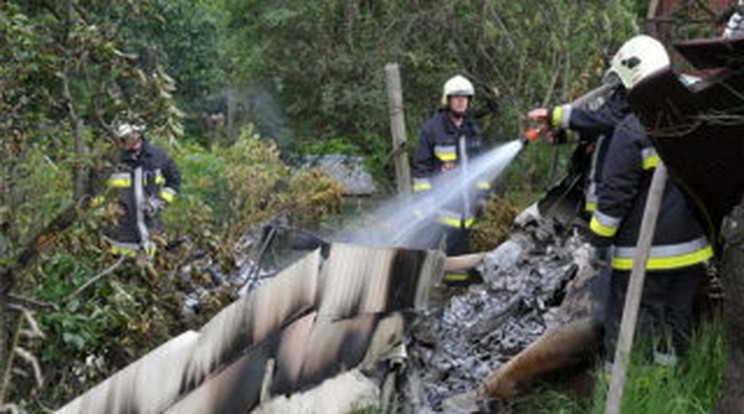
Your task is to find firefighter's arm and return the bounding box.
[549,105,617,139]
[589,119,643,247]
[159,155,181,204]
[89,168,123,208]
[412,126,435,192]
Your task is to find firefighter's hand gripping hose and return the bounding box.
[519,126,542,145]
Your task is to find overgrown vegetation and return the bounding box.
[222,0,640,184]
[2,0,732,411]
[471,194,519,252]
[0,1,341,409]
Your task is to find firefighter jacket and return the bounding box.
[589,114,713,272]
[412,110,486,229]
[549,87,631,213]
[99,141,181,255]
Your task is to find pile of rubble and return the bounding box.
[406,205,602,412]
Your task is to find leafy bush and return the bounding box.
[164,126,343,251]
[471,194,519,252]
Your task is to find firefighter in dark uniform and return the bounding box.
[590,36,713,364]
[528,85,630,215]
[94,122,181,259]
[412,75,489,282]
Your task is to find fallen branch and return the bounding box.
[63,255,126,302]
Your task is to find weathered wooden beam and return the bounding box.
[444,253,486,273]
[605,161,668,414]
[718,196,744,413]
[384,63,412,195]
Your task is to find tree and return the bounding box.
[0,1,184,404]
[223,0,638,184]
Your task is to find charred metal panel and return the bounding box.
[56,332,199,414]
[56,244,444,414]
[628,37,744,239]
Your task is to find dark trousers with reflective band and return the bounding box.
[603,264,705,361]
[443,224,470,256]
[412,222,470,255]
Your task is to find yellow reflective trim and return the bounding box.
[145,243,157,257]
[439,217,461,228]
[439,217,475,229]
[585,202,597,212]
[111,245,137,258]
[436,152,457,162]
[414,182,433,192]
[444,273,470,281]
[90,195,106,208]
[109,178,131,188]
[155,175,166,185]
[160,190,175,203]
[643,155,660,170]
[551,106,564,128]
[590,215,618,237]
[111,244,157,258]
[476,181,491,190]
[612,245,714,271]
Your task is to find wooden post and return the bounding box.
[646,0,661,36]
[385,63,412,195]
[718,196,744,413]
[0,287,5,384]
[605,161,668,414]
[226,89,236,140]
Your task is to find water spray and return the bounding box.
[337,130,541,248]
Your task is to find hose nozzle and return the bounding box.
[520,127,541,145]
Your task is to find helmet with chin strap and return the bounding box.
[441,75,475,106]
[605,35,670,90]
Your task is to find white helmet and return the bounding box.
[606,35,670,90]
[441,75,475,106]
[115,122,145,139]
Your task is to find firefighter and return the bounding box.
[527,75,630,216]
[96,122,181,260]
[590,35,713,364]
[412,75,489,281]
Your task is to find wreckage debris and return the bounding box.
[56,243,444,414]
[408,205,604,412]
[58,204,605,414]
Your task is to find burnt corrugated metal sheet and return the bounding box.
[56,243,444,414]
[628,36,744,240]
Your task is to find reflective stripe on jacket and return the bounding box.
[101,141,181,245]
[412,110,485,228]
[590,114,712,271]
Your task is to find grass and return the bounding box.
[516,319,725,414]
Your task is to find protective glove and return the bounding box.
[144,197,167,217]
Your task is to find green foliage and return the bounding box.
[164,126,343,252]
[516,320,725,413]
[113,0,227,112]
[35,254,144,362]
[471,194,519,252]
[223,0,639,187]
